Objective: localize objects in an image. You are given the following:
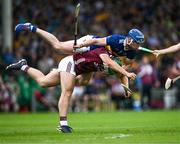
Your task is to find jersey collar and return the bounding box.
[123,38,129,51]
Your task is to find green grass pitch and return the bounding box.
[0,111,180,144]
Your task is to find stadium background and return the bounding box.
[0,0,180,112]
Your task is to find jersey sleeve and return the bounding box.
[106,35,118,46]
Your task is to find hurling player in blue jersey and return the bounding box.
[74,29,145,59]
[15,23,144,90]
[15,23,144,80]
[15,23,144,58]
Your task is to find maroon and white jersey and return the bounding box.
[73,47,109,75]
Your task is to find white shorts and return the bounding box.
[58,35,94,74]
[75,35,94,53]
[58,56,76,76]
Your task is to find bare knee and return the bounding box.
[53,42,62,51]
[61,90,73,98]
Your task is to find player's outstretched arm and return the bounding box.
[99,54,136,80]
[74,37,107,49]
[153,43,180,57]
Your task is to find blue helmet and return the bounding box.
[128,29,145,44]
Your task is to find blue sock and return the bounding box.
[30,25,37,33]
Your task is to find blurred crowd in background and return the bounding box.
[0,0,180,112]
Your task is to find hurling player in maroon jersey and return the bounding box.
[6,47,136,133]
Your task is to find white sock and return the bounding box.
[21,65,28,71]
[60,120,68,126]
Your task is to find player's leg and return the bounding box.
[15,23,93,54]
[26,68,60,87]
[58,72,75,133]
[36,29,94,54]
[26,58,92,88]
[56,55,76,133]
[6,59,60,87]
[76,73,93,85]
[36,27,94,54]
[36,28,74,54]
[15,23,74,54]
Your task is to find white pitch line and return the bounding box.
[105,133,132,139]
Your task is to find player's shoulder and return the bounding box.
[107,34,126,40]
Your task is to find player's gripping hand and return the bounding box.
[153,50,161,58]
[126,72,136,80]
[125,91,132,98]
[73,44,84,49]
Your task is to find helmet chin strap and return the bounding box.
[124,38,133,50]
[127,38,133,45]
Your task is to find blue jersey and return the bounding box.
[106,34,137,59]
[88,34,136,59]
[89,35,102,50]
